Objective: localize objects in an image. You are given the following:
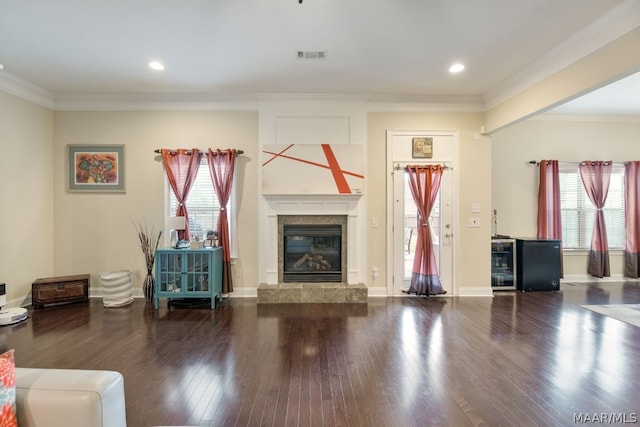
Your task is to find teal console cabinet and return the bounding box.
[154,247,223,309]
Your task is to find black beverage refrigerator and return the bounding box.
[516,238,561,292]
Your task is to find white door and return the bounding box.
[386,129,458,297]
[393,164,453,295]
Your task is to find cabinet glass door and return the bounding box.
[157,252,182,292]
[184,252,209,292]
[491,240,515,289]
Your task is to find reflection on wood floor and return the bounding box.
[2,282,639,427]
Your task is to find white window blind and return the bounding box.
[168,158,236,255]
[559,164,625,250]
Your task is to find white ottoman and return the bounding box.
[15,368,127,427]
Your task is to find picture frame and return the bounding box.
[67,145,125,192]
[412,137,433,158]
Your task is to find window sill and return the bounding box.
[563,249,625,256]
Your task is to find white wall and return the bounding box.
[492,117,640,280]
[2,102,491,302]
[53,111,259,296]
[0,92,54,305]
[14,89,632,302]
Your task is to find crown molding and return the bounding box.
[256,92,484,112]
[255,92,371,102]
[0,78,484,111]
[484,0,640,110]
[531,112,640,123]
[0,70,54,109]
[54,92,386,111]
[367,94,484,113]
[53,92,260,111]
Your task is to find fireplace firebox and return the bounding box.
[283,224,342,282]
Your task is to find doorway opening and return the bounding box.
[386,130,459,296]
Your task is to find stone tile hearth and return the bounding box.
[257,283,367,304]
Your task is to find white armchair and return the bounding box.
[15,367,127,427]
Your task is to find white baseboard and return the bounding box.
[457,286,494,297]
[366,286,388,297]
[228,287,257,298]
[90,285,260,299]
[561,274,640,283]
[47,283,511,304]
[362,286,495,297]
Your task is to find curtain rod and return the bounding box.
[529,160,624,166]
[394,163,452,170]
[154,149,244,155]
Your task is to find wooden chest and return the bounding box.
[32,274,90,309]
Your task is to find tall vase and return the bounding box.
[169,230,178,248]
[143,270,155,302]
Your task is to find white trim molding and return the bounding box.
[260,195,366,285]
[0,70,54,109]
[458,287,494,297]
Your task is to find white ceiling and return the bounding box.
[0,0,639,114]
[546,70,640,116]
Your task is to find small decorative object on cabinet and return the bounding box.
[154,247,223,309]
[491,239,516,290]
[204,230,218,248]
[32,274,90,308]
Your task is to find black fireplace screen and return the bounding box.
[283,224,342,282]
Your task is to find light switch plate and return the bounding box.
[471,203,481,213]
[468,218,480,227]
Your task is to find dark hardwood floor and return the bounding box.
[2,282,639,427]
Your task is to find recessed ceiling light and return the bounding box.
[0,64,4,70]
[149,61,165,71]
[449,63,465,73]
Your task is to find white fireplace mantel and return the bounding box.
[260,194,365,285]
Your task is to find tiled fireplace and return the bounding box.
[258,195,367,303]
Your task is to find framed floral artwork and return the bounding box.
[67,145,125,192]
[412,137,433,158]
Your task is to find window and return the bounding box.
[559,164,625,250]
[167,158,236,255]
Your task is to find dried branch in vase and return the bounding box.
[134,222,163,274]
[134,221,163,302]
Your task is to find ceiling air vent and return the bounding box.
[296,50,327,60]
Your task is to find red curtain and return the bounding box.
[624,161,640,278]
[537,160,562,239]
[579,161,612,278]
[536,160,563,276]
[206,149,237,294]
[161,149,203,241]
[405,165,446,296]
